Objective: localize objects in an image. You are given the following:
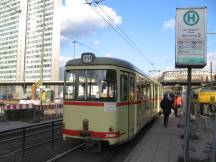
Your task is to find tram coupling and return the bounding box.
[83,138,102,152]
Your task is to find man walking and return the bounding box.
[160,94,172,127]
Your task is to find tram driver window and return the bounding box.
[64,70,86,100]
[86,70,116,101]
[64,69,116,101]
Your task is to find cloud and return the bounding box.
[60,0,122,40]
[208,52,216,60]
[60,55,73,67]
[93,40,99,45]
[162,18,175,31]
[105,53,112,57]
[60,35,71,42]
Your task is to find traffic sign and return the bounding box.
[183,10,199,26]
[175,7,207,68]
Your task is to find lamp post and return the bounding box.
[72,40,78,59]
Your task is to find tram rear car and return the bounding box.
[63,53,163,145]
[198,90,216,104]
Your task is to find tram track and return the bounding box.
[0,119,62,158]
[0,116,158,162]
[46,143,85,162]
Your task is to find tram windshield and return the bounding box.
[64,69,116,101]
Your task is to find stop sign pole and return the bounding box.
[176,7,207,162]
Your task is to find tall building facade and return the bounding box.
[0,0,60,96]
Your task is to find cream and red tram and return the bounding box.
[63,53,163,145]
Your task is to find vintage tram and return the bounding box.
[198,88,216,104]
[63,53,163,146]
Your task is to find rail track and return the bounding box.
[0,119,62,158]
[46,143,85,162]
[0,117,158,162]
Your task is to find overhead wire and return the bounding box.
[85,1,137,50]
[85,0,155,67]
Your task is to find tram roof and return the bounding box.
[65,57,158,83]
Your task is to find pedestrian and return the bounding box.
[173,95,183,117]
[160,94,172,127]
[173,96,178,117]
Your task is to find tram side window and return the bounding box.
[141,79,150,99]
[129,76,135,101]
[136,77,142,100]
[120,75,128,101]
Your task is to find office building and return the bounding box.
[0,0,60,96]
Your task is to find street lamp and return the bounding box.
[72,40,78,59]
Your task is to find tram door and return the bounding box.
[120,72,135,140]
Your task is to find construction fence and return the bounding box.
[0,103,63,121]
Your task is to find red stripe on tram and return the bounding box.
[64,101,104,106]
[63,129,80,136]
[116,101,141,106]
[63,129,121,138]
[64,99,160,107]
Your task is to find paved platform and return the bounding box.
[124,115,182,162]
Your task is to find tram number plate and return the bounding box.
[81,53,95,63]
[83,55,92,63]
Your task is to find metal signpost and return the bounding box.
[176,7,207,162]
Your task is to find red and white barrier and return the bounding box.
[3,104,63,111]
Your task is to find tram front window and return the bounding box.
[65,69,116,101]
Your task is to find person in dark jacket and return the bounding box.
[160,95,172,127]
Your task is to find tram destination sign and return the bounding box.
[175,7,207,68]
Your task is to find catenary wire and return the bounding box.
[86,0,155,67]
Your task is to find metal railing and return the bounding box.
[0,119,62,158]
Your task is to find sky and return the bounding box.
[60,0,216,75]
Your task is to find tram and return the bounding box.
[198,87,216,104]
[63,53,163,146]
